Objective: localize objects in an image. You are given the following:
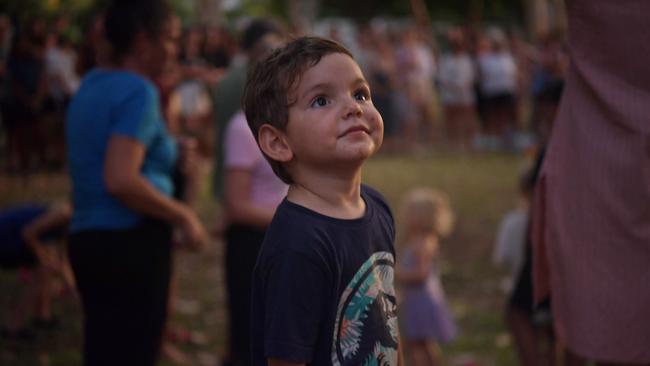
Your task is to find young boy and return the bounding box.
[243,37,400,366]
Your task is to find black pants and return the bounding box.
[68,219,172,366]
[225,224,266,366]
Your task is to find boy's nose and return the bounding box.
[343,99,363,119]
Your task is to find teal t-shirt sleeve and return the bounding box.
[111,82,160,146]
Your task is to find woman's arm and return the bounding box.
[22,203,72,271]
[104,135,206,249]
[224,168,276,229]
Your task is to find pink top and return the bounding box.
[224,111,288,211]
[532,0,650,362]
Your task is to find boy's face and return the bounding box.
[283,53,383,172]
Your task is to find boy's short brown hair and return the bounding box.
[242,36,353,184]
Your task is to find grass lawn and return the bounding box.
[0,151,526,366]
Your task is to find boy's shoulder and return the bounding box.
[360,184,392,215]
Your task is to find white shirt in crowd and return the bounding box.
[45,46,80,101]
[437,52,476,106]
[478,51,517,97]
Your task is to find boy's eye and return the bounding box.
[354,89,370,102]
[311,96,328,108]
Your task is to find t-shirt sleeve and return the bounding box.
[363,185,396,242]
[224,113,261,169]
[261,250,329,363]
[111,82,160,146]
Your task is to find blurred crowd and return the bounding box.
[0,6,569,366]
[0,12,569,177]
[3,1,650,365]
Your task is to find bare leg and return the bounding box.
[408,341,429,366]
[425,340,442,366]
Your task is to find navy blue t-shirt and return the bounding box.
[251,185,400,366]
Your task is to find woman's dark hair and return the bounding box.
[103,0,171,62]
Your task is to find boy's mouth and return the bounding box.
[339,125,370,137]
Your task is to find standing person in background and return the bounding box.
[66,1,207,365]
[396,188,457,366]
[218,20,286,366]
[5,22,48,174]
[494,170,555,366]
[212,19,283,204]
[203,26,233,69]
[222,108,288,366]
[170,25,221,151]
[438,28,478,151]
[477,28,518,150]
[44,30,80,169]
[76,14,104,77]
[533,1,650,365]
[363,26,399,152]
[395,26,438,150]
[393,29,420,152]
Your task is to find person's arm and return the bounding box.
[224,168,276,228]
[104,135,206,249]
[22,203,72,271]
[267,359,305,366]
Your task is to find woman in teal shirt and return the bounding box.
[65,1,206,365]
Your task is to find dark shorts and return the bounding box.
[484,92,515,110]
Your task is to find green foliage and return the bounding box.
[221,0,289,23]
[1,0,44,19]
[0,0,94,21]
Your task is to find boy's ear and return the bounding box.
[258,124,293,163]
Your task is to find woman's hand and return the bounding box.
[178,206,208,251]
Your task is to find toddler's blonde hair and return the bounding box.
[400,188,455,239]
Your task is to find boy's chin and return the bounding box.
[338,144,380,163]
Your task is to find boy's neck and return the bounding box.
[287,169,365,220]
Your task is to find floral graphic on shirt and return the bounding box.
[332,252,399,366]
